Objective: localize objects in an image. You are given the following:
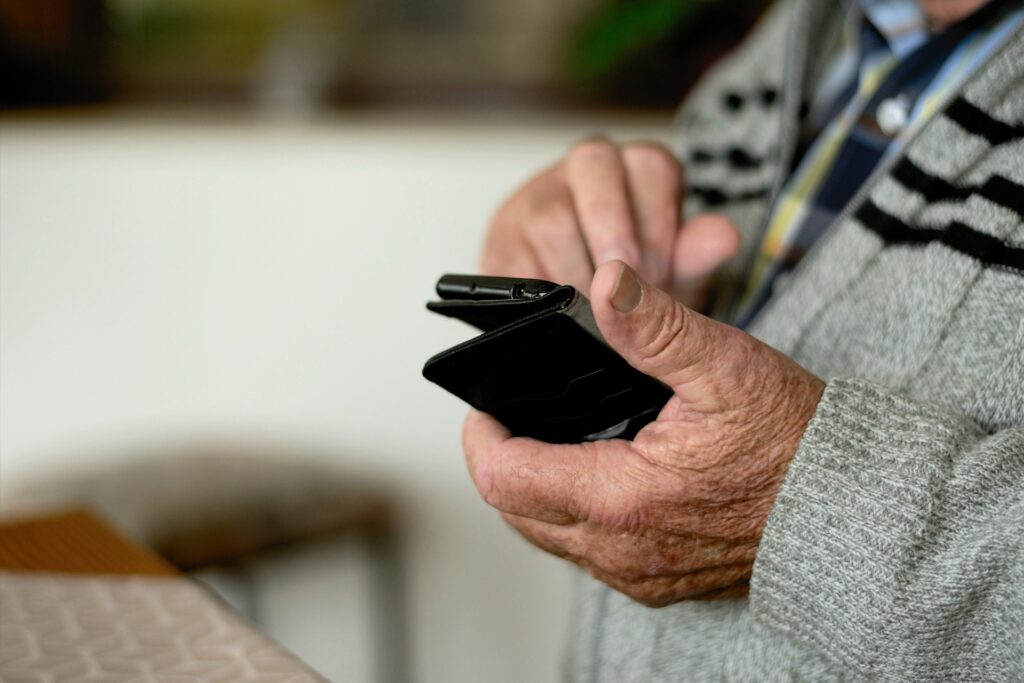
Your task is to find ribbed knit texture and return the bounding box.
[755,379,1024,680]
[567,1,1024,680]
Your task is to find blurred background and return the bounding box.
[0,1,768,681]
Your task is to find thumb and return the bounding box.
[671,214,741,309]
[591,260,725,394]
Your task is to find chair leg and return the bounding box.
[365,529,409,683]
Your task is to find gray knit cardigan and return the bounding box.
[566,1,1024,680]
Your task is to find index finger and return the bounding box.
[564,138,642,271]
[462,410,623,525]
[621,143,684,286]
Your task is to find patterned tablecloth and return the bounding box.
[0,571,325,682]
[0,509,325,682]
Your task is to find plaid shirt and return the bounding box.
[734,0,1024,328]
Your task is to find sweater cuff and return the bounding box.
[749,377,979,673]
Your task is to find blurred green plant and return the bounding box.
[565,0,769,106]
[567,0,713,86]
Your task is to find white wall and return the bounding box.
[0,112,672,683]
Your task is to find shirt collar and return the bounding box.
[846,0,931,58]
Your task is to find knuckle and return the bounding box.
[636,300,692,366]
[499,511,519,528]
[601,553,640,582]
[567,137,617,168]
[629,583,676,608]
[596,499,648,534]
[590,563,678,607]
[671,573,706,600]
[617,561,657,584]
[636,593,668,608]
[480,485,501,510]
[580,481,631,528]
[624,144,681,180]
[559,530,590,564]
[473,462,502,509]
[562,467,593,521]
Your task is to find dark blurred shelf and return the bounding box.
[2,0,769,112]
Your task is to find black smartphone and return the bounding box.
[423,275,672,443]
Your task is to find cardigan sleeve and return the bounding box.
[751,377,1024,680]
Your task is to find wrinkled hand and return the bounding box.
[480,138,739,309]
[463,260,825,606]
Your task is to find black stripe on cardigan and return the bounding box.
[689,147,765,169]
[720,87,782,112]
[944,97,1023,145]
[689,185,771,207]
[890,157,1024,217]
[855,198,1024,274]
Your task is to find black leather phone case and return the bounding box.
[423,275,672,443]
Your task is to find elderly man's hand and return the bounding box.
[463,259,825,606]
[480,138,739,309]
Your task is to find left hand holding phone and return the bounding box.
[462,260,825,606]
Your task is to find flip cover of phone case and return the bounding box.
[423,275,672,443]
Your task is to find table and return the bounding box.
[0,508,326,682]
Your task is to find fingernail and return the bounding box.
[611,262,642,313]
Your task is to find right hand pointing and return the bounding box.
[480,138,740,310]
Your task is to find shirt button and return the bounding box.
[876,95,910,136]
